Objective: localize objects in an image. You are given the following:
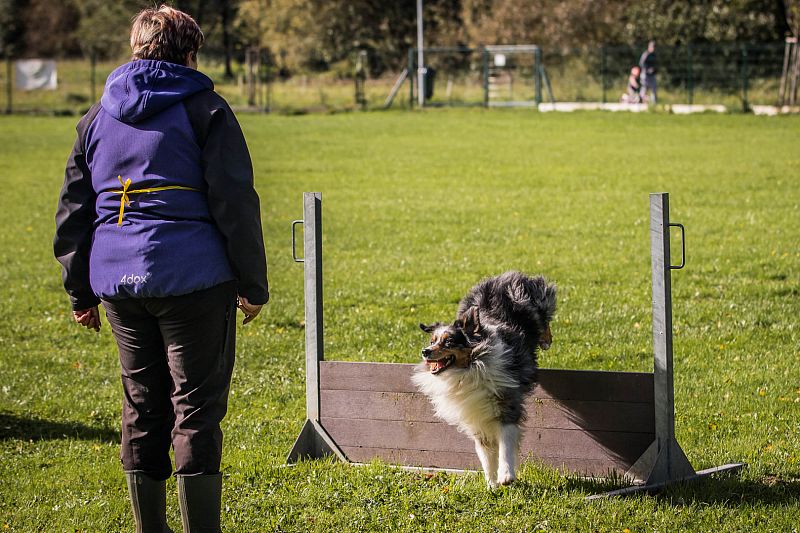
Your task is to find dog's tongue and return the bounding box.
[428,360,445,372]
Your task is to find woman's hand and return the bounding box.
[73,307,101,332]
[237,296,263,325]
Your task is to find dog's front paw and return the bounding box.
[497,468,516,486]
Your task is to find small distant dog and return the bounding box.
[413,271,557,488]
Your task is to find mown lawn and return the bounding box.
[0,109,798,531]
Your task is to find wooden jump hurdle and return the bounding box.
[287,192,743,497]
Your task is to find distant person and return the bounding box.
[639,41,657,103]
[54,5,268,532]
[621,66,641,103]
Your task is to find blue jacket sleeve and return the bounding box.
[54,104,102,311]
[183,91,269,305]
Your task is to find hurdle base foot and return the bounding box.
[286,419,348,464]
[586,462,746,500]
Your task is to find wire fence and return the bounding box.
[0,42,791,115]
[544,43,787,109]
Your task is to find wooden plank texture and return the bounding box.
[340,446,637,476]
[320,361,654,403]
[322,418,653,465]
[320,389,655,433]
[318,360,656,474]
[340,446,482,471]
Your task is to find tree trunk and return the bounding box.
[195,0,205,27]
[222,0,233,79]
[775,0,792,37]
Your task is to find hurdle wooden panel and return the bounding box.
[318,362,654,476]
[287,192,744,495]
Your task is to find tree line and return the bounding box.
[1,0,798,77]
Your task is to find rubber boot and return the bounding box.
[125,471,173,533]
[177,473,222,533]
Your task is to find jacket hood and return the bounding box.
[101,59,213,123]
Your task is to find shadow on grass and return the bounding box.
[661,475,800,507]
[0,412,119,442]
[567,472,800,506]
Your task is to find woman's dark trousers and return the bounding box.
[103,281,236,532]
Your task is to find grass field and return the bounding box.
[0,109,798,531]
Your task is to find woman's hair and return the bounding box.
[130,5,204,66]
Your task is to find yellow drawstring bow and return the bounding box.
[110,175,201,226]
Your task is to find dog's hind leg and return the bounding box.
[473,436,499,488]
[497,424,520,486]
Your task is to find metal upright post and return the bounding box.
[303,192,323,419]
[741,45,749,112]
[5,55,11,115]
[651,194,678,449]
[601,46,607,104]
[287,192,346,463]
[687,44,693,106]
[624,193,694,485]
[636,193,696,484]
[482,48,489,107]
[534,47,543,106]
[779,39,790,107]
[790,39,800,106]
[416,0,425,108]
[408,48,415,108]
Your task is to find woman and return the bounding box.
[54,6,268,532]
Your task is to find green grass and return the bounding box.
[0,109,799,531]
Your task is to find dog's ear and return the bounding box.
[456,306,482,340]
[419,323,437,334]
[539,323,553,350]
[542,282,557,322]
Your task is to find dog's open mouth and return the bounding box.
[426,355,455,374]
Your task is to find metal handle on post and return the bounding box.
[669,223,685,270]
[291,220,304,263]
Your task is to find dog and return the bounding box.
[412,271,556,488]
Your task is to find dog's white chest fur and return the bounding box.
[412,337,525,487]
[412,337,518,443]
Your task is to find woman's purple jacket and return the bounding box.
[54,60,268,310]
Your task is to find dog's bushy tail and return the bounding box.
[459,271,556,338]
[504,271,556,329]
